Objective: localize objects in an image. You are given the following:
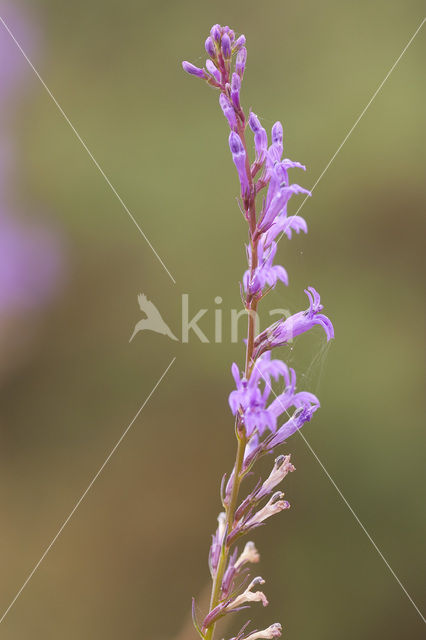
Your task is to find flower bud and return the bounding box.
[205,36,216,58]
[245,492,290,528]
[182,61,205,78]
[221,27,234,42]
[206,59,220,82]
[220,93,237,130]
[246,623,283,640]
[231,72,241,110]
[236,46,247,77]
[235,541,260,568]
[210,23,221,42]
[221,33,231,58]
[229,131,249,197]
[271,121,283,146]
[249,112,268,161]
[234,34,246,50]
[217,511,226,540]
[227,576,269,610]
[256,454,295,500]
[271,121,283,158]
[229,130,244,156]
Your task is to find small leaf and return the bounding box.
[191,597,205,639]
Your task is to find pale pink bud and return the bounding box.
[227,576,269,610]
[235,541,260,568]
[245,492,290,528]
[246,623,283,639]
[257,455,295,499]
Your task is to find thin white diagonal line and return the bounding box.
[250,359,425,623]
[276,16,425,247]
[0,16,176,285]
[296,428,426,623]
[0,357,176,625]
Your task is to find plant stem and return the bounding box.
[204,431,246,640]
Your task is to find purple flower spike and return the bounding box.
[182,61,206,78]
[220,93,238,130]
[205,36,216,58]
[231,73,241,110]
[182,24,335,639]
[221,33,232,58]
[229,131,249,197]
[236,46,247,77]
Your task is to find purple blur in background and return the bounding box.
[0,1,62,316]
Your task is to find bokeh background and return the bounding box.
[0,1,425,638]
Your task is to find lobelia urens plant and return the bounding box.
[182,24,334,640]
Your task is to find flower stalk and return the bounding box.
[205,429,246,640]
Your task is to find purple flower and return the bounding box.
[229,353,319,439]
[271,121,283,158]
[267,369,320,423]
[266,404,319,450]
[265,213,308,244]
[229,131,249,197]
[229,367,275,437]
[220,93,237,130]
[255,287,334,355]
[243,238,288,295]
[258,163,311,234]
[249,112,268,162]
[229,356,286,436]
[182,61,206,78]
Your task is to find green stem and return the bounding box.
[204,431,246,640]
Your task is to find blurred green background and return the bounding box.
[0,1,425,638]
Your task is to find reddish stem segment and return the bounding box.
[203,103,260,640]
